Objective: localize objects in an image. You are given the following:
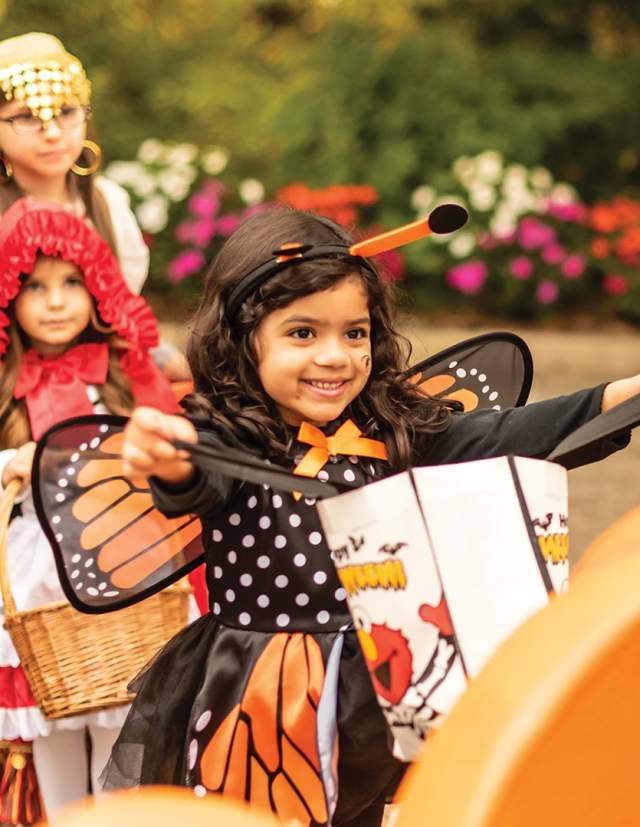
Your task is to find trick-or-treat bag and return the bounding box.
[317,455,561,762]
[317,391,640,762]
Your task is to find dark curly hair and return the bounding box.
[184,207,455,468]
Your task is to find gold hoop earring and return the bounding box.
[0,155,13,183]
[71,140,102,177]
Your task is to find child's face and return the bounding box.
[254,275,372,426]
[0,99,87,183]
[15,256,92,356]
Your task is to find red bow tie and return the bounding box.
[14,343,109,440]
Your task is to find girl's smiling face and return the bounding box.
[254,275,372,426]
[14,255,93,356]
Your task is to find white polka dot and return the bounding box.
[212,529,223,542]
[55,533,63,542]
[478,373,487,382]
[70,452,79,462]
[79,443,88,451]
[229,513,241,526]
[470,368,478,375]
[194,785,207,798]
[240,573,253,587]
[289,514,302,527]
[52,515,61,525]
[456,368,467,378]
[195,710,212,732]
[313,571,328,585]
[489,391,498,402]
[98,582,107,591]
[257,555,271,569]
[55,493,65,503]
[213,566,223,579]
[348,456,358,464]
[317,610,330,624]
[448,360,458,369]
[212,603,221,615]
[259,516,271,529]
[304,497,317,506]
[274,535,287,549]
[58,478,68,488]
[482,385,490,394]
[295,593,310,606]
[225,589,236,602]
[66,467,75,476]
[262,483,270,491]
[276,614,290,627]
[84,558,94,568]
[71,553,81,563]
[309,531,322,545]
[227,551,237,564]
[493,404,502,411]
[272,495,283,508]
[75,582,83,590]
[87,587,98,597]
[257,594,270,608]
[343,469,356,483]
[239,612,251,626]
[88,572,96,579]
[275,575,289,588]
[104,590,119,597]
[247,496,257,509]
[293,553,306,567]
[90,437,101,449]
[99,424,109,433]
[188,739,198,770]
[317,470,329,481]
[335,587,347,601]
[242,535,255,548]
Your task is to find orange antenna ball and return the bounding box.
[349,203,468,258]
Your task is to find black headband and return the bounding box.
[225,243,379,322]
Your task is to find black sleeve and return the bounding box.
[417,383,630,468]
[149,430,235,519]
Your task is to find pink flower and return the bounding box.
[167,249,205,282]
[508,256,533,280]
[541,243,565,264]
[545,201,587,222]
[377,249,405,283]
[446,260,488,295]
[192,218,216,247]
[602,273,630,296]
[189,192,220,218]
[518,217,556,250]
[536,279,559,304]
[217,214,242,236]
[175,220,197,244]
[560,254,585,279]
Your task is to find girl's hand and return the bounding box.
[2,442,37,491]
[122,407,198,485]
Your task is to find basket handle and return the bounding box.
[0,479,23,619]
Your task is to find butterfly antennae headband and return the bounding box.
[225,203,468,321]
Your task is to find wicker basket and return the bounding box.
[0,478,192,720]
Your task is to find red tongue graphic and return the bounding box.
[419,596,454,636]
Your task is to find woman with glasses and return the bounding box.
[0,31,149,296]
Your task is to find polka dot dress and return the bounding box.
[203,431,385,633]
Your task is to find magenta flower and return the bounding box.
[518,217,556,250]
[545,201,587,223]
[602,273,630,296]
[508,256,533,280]
[189,192,220,218]
[560,254,585,279]
[536,279,559,304]
[175,220,197,244]
[167,249,206,282]
[446,260,488,295]
[217,214,242,236]
[192,218,216,247]
[541,243,566,264]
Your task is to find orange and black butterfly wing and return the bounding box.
[405,331,533,412]
[32,414,205,614]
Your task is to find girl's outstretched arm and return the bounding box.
[122,406,197,485]
[602,375,640,411]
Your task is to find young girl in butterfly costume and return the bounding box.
[0,198,179,818]
[108,208,639,827]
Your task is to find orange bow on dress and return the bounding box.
[292,419,388,499]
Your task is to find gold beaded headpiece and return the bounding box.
[0,33,91,122]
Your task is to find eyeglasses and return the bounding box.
[0,105,92,135]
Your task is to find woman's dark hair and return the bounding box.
[185,207,455,468]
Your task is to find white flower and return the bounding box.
[489,205,518,238]
[137,138,167,164]
[474,150,503,184]
[469,184,496,212]
[529,166,554,190]
[131,171,157,198]
[452,155,476,183]
[201,146,229,175]
[503,187,536,214]
[448,230,476,259]
[550,183,578,204]
[104,160,148,188]
[166,143,199,166]
[135,194,169,234]
[158,167,196,201]
[411,185,436,214]
[502,164,528,191]
[239,178,265,206]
